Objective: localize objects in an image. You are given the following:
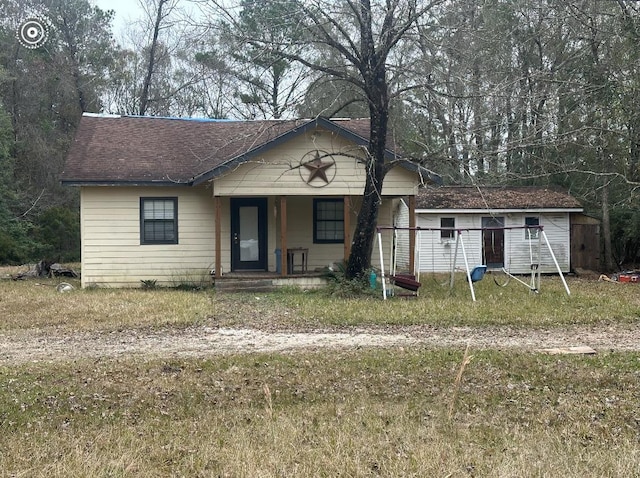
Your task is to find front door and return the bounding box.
[230,198,268,271]
[482,216,505,269]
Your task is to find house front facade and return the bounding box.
[62,114,439,288]
[395,186,584,275]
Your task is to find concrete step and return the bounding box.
[215,279,277,293]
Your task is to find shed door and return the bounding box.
[482,216,505,269]
[230,198,268,271]
[571,223,600,271]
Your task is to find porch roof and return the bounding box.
[61,114,441,187]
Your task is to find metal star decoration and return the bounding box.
[303,151,334,184]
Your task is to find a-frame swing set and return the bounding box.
[375,225,571,301]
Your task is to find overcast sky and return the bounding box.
[92,0,145,36]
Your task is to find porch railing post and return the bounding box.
[214,195,221,278]
[280,196,287,276]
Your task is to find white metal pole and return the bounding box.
[392,229,398,277]
[535,227,542,291]
[414,229,420,297]
[378,231,387,300]
[541,230,570,296]
[527,227,539,292]
[415,230,421,282]
[459,232,477,302]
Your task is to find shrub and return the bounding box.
[32,206,80,262]
[322,261,377,298]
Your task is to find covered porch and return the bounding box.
[211,195,418,281]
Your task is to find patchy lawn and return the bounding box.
[1,275,639,476]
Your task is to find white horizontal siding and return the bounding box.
[393,199,411,272]
[504,214,570,274]
[373,200,396,271]
[393,202,571,275]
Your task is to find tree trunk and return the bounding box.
[343,0,390,280]
[139,0,167,116]
[601,180,615,271]
[344,96,388,279]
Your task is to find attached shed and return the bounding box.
[395,186,584,275]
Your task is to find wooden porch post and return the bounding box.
[344,196,351,262]
[214,196,222,278]
[279,196,287,276]
[409,195,416,275]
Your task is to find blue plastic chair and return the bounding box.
[470,265,487,282]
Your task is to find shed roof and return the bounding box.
[61,114,440,186]
[416,186,582,210]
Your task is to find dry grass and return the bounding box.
[216,275,640,329]
[1,350,639,476]
[2,272,639,333]
[1,274,640,476]
[0,278,215,332]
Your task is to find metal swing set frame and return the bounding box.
[376,225,571,301]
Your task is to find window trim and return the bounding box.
[313,198,344,244]
[524,216,540,240]
[440,217,455,240]
[140,197,178,245]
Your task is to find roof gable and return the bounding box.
[191,116,383,185]
[417,186,582,210]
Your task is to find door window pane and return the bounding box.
[239,206,259,261]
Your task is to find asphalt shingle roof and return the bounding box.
[416,186,582,210]
[61,115,380,185]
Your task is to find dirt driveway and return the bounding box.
[2,323,639,364]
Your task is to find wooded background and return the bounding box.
[1,0,638,270]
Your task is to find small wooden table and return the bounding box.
[287,248,308,274]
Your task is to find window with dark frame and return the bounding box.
[440,217,455,239]
[525,216,540,239]
[140,197,178,244]
[314,198,344,243]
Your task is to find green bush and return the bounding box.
[0,213,37,264]
[32,207,80,262]
[609,208,640,267]
[322,261,377,297]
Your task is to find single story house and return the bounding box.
[61,114,440,288]
[394,186,590,275]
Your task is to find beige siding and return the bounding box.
[373,199,397,271]
[384,167,420,196]
[81,186,215,287]
[268,196,396,272]
[81,187,398,286]
[279,197,346,271]
[214,129,419,197]
[79,125,424,286]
